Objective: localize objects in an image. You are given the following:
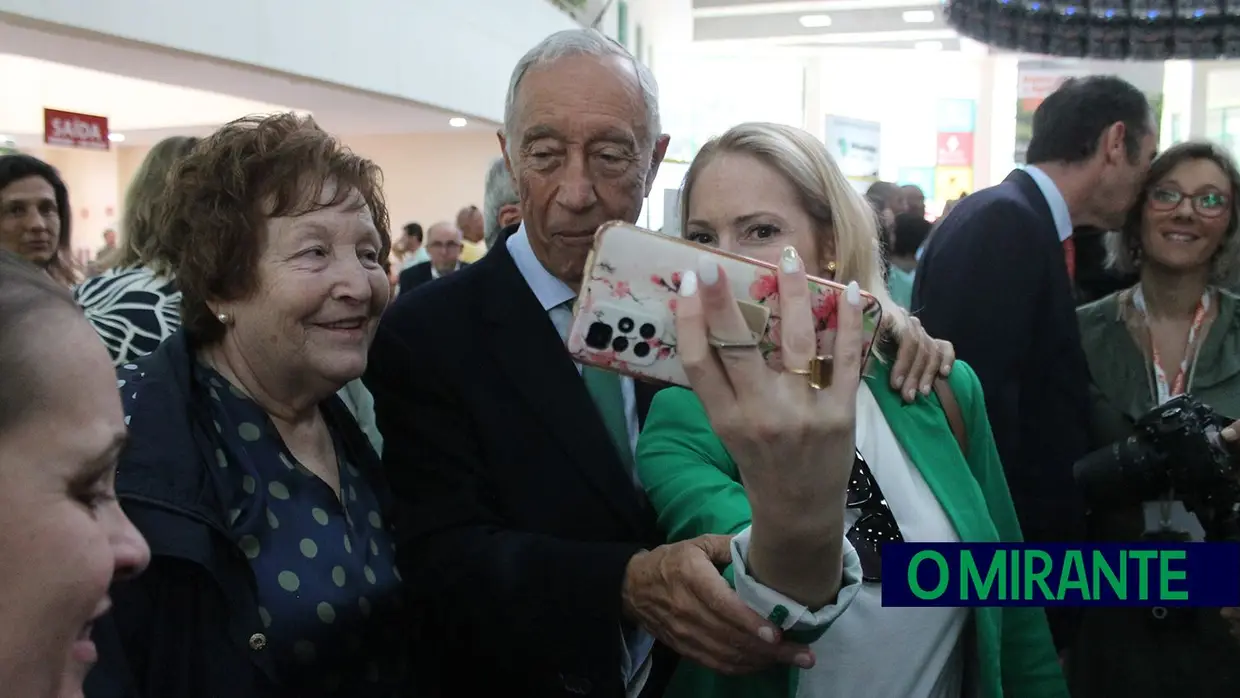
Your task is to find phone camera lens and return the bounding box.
[633,341,651,359]
[612,337,629,353]
[639,323,656,339]
[618,317,635,333]
[586,322,613,349]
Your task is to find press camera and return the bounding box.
[1074,394,1240,542]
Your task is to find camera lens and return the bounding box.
[585,322,613,349]
[612,337,629,352]
[633,341,651,358]
[618,317,635,333]
[639,323,656,339]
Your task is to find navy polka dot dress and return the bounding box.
[197,364,407,696]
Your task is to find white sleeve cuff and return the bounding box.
[731,525,864,632]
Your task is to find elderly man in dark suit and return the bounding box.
[367,28,957,698]
[912,75,1157,651]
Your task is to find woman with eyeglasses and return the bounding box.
[634,122,1066,698]
[1072,141,1240,698]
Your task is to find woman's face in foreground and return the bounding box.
[0,310,149,698]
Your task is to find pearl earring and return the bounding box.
[826,260,838,275]
[217,312,231,325]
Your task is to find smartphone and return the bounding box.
[566,221,884,388]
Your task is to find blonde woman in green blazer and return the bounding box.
[634,122,1067,698]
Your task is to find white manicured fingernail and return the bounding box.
[780,246,801,273]
[697,256,719,286]
[679,270,698,297]
[845,280,861,307]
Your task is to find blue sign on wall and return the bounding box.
[937,99,976,134]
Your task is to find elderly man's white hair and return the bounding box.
[483,157,519,248]
[503,28,661,161]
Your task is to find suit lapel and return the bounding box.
[477,243,646,532]
[864,367,999,545]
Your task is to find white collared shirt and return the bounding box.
[430,262,461,280]
[505,225,653,696]
[1023,165,1074,242]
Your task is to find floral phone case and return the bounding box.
[566,221,884,387]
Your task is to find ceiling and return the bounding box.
[0,18,496,147]
[691,0,963,51]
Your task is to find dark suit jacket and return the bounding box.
[398,260,468,295]
[365,238,671,697]
[912,169,1091,544]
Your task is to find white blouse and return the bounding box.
[732,383,970,698]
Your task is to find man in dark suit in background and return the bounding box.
[912,75,1157,651]
[397,220,468,295]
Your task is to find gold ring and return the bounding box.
[708,335,760,350]
[787,355,833,390]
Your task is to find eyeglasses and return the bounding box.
[427,241,463,250]
[1148,187,1230,219]
[846,450,904,583]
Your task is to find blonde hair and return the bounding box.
[102,136,199,274]
[679,122,909,347]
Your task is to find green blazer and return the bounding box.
[635,359,1068,698]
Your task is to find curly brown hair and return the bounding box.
[154,113,390,344]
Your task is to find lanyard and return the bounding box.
[1132,286,1211,405]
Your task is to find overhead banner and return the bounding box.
[824,115,881,195]
[44,108,110,151]
[1015,60,1164,164]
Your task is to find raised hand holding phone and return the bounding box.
[675,246,862,609]
[565,222,883,388]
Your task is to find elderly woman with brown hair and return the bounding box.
[85,114,409,698]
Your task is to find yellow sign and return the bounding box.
[935,167,973,200]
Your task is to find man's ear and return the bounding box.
[643,134,672,197]
[498,203,522,230]
[498,130,515,176]
[1102,121,1128,165]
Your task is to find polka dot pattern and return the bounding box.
[192,363,407,694]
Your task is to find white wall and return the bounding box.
[32,131,505,261]
[814,48,987,187]
[0,0,577,124]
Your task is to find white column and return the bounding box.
[802,56,824,141]
[1189,63,1211,139]
[987,52,1020,187]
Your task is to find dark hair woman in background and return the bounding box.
[0,154,77,284]
[0,250,149,698]
[86,113,408,698]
